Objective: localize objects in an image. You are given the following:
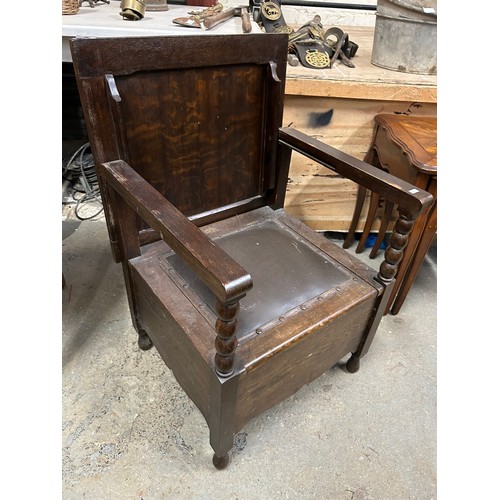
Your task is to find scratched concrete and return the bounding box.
[62,215,436,500]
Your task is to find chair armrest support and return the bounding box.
[278,127,434,217]
[278,127,434,346]
[99,159,253,305]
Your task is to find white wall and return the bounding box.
[282,5,376,27]
[223,0,377,27]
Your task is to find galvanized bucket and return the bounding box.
[371,0,437,75]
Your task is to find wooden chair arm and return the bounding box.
[278,127,434,217]
[99,159,253,305]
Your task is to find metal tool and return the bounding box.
[324,27,356,68]
[203,6,252,32]
[172,3,223,29]
[287,54,299,66]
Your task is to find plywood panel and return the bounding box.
[282,96,437,231]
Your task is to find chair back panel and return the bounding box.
[114,64,267,215]
[71,34,288,218]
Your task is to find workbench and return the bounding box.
[62,3,262,62]
[63,4,437,231]
[283,26,436,231]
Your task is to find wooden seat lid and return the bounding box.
[135,207,379,343]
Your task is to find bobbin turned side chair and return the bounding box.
[70,34,433,469]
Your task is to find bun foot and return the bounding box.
[138,331,153,351]
[346,353,360,373]
[212,452,230,470]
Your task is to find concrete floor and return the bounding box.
[62,201,436,499]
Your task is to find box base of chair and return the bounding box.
[129,206,382,459]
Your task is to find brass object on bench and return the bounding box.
[70,34,433,469]
[120,0,146,19]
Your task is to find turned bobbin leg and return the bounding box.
[346,210,417,373]
[378,211,416,314]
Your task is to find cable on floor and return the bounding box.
[62,143,104,220]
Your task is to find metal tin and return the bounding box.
[371,0,437,75]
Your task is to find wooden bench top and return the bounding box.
[285,26,437,103]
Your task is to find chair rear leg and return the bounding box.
[343,185,366,249]
[346,353,361,373]
[344,145,377,250]
[138,330,153,350]
[356,191,379,253]
[369,199,394,259]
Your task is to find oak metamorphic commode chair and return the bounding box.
[70,34,433,469]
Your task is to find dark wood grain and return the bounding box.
[70,34,289,77]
